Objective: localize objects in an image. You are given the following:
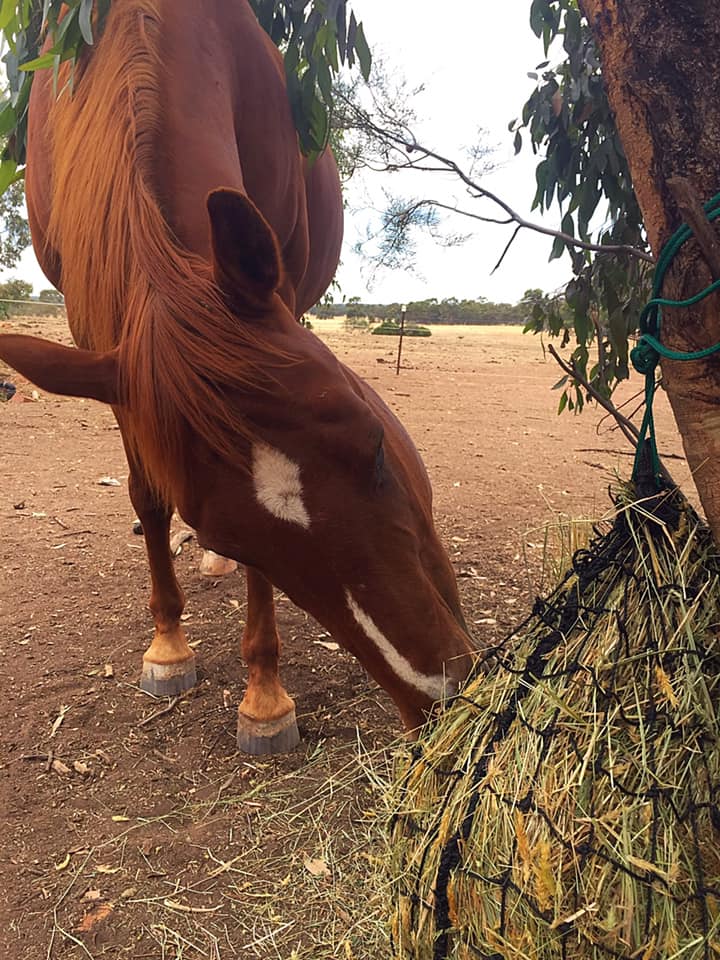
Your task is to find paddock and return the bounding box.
[0,315,691,958]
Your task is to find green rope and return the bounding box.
[630,191,720,488]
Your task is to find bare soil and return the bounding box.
[0,315,692,959]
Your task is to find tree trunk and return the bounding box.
[578,0,720,539]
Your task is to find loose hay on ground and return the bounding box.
[34,736,394,960]
[385,485,720,960]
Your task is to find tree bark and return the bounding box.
[579,0,720,539]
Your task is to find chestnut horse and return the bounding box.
[0,0,473,753]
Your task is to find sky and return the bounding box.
[8,0,572,306]
[333,0,573,305]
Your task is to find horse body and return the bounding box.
[3,0,473,750]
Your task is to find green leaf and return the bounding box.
[19,51,58,71]
[0,159,19,195]
[52,51,61,94]
[544,153,558,208]
[529,0,547,38]
[533,159,548,210]
[346,11,357,69]
[324,29,339,72]
[354,21,371,80]
[563,8,581,55]
[79,0,94,45]
[0,101,16,138]
[316,53,332,102]
[0,0,18,31]
[550,234,565,260]
[284,38,300,75]
[336,0,347,61]
[309,92,329,146]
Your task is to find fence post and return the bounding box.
[396,303,407,376]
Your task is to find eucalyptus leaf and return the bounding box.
[550,233,565,260]
[0,0,372,173]
[316,52,332,103]
[0,158,18,195]
[79,0,94,45]
[18,51,57,71]
[0,0,16,31]
[336,0,347,61]
[516,0,651,413]
[0,102,14,139]
[354,22,371,80]
[346,9,357,66]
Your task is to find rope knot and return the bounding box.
[631,339,659,375]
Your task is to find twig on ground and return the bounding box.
[138,697,181,728]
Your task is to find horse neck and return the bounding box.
[43,0,288,503]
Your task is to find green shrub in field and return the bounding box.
[344,315,371,331]
[372,321,431,337]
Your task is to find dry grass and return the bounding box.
[532,512,595,592]
[36,735,397,959]
[382,485,720,959]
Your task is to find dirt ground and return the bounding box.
[0,314,693,959]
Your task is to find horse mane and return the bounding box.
[46,0,289,503]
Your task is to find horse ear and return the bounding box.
[0,335,120,404]
[207,189,282,305]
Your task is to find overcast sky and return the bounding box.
[334,0,573,305]
[10,0,571,306]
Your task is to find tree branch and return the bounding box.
[547,344,675,486]
[548,344,638,446]
[492,225,523,273]
[338,97,655,264]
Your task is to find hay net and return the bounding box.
[387,486,720,960]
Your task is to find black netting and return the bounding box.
[388,486,720,960]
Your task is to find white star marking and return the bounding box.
[252,443,311,529]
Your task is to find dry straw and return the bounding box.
[385,485,720,960]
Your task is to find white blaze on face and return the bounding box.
[252,443,311,529]
[345,590,453,701]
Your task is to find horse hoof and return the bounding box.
[140,657,197,697]
[200,550,238,577]
[236,706,300,755]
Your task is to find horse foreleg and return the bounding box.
[128,472,197,696]
[236,566,300,755]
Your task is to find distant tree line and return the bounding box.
[0,278,65,318]
[313,295,537,325]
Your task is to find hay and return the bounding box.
[386,486,720,959]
